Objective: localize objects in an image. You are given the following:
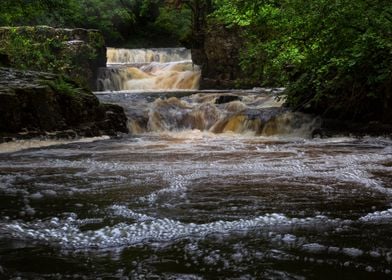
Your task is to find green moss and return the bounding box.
[39,76,82,99]
[0,26,105,90]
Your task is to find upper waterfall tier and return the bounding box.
[107,47,192,65]
[98,47,200,91]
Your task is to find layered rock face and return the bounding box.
[0,67,128,140]
[0,26,106,90]
[192,24,250,89]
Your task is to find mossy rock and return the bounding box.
[0,26,106,90]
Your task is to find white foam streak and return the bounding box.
[0,136,110,154]
[141,174,190,204]
[110,205,154,222]
[359,208,392,222]
[1,212,342,250]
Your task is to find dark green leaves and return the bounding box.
[212,0,392,122]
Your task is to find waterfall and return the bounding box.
[97,90,321,138]
[95,48,319,138]
[106,47,192,64]
[97,48,200,91]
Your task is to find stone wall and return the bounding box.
[0,26,106,90]
[192,23,253,89]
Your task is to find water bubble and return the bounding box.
[342,248,363,258]
[30,192,44,200]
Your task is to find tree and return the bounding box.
[0,0,80,26]
[165,0,213,48]
[211,0,392,122]
[0,0,192,46]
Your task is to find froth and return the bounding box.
[1,211,341,250]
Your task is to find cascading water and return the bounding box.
[106,47,192,64]
[96,89,320,137]
[97,47,201,91]
[0,48,391,279]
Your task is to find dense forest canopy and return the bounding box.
[1,0,391,122]
[0,0,191,46]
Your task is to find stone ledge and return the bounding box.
[0,67,128,140]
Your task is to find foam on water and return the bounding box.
[0,211,343,250]
[1,135,391,211]
[109,205,155,222]
[0,133,392,277]
[359,208,392,223]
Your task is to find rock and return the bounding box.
[0,53,10,66]
[0,26,106,90]
[192,23,252,89]
[0,67,128,139]
[215,95,241,104]
[320,118,392,137]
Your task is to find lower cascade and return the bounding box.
[97,89,320,137]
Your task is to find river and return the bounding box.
[0,49,391,279]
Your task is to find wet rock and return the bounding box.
[320,118,392,137]
[0,67,128,139]
[0,53,10,67]
[46,130,78,139]
[215,95,240,104]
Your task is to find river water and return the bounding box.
[0,49,391,279]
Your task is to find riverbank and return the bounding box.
[318,119,392,138]
[0,67,128,142]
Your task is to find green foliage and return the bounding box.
[283,0,392,121]
[0,0,81,27]
[212,0,392,122]
[154,6,192,43]
[0,27,71,73]
[76,0,137,43]
[119,4,192,48]
[0,0,191,46]
[0,26,106,88]
[41,76,82,99]
[212,0,293,85]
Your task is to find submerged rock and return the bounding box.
[215,95,241,104]
[0,67,128,140]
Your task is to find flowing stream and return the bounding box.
[0,48,391,279]
[97,48,200,91]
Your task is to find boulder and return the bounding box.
[0,67,128,140]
